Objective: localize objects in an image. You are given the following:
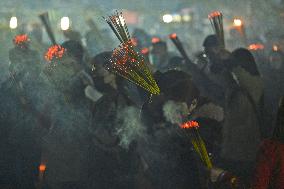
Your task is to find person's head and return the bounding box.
[91,52,120,90]
[273,96,284,142]
[230,48,260,76]
[168,56,185,71]
[268,50,284,70]
[203,35,221,58]
[62,40,84,64]
[156,70,199,105]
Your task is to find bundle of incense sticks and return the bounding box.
[208,11,225,48]
[105,11,160,95]
[169,33,193,64]
[39,12,57,45]
[180,121,213,169]
[108,41,160,95]
[104,11,130,44]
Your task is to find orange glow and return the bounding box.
[248,43,264,51]
[39,164,46,172]
[273,45,278,51]
[208,11,222,19]
[151,37,161,44]
[131,38,138,46]
[180,121,199,129]
[44,45,66,62]
[141,47,149,55]
[169,33,177,39]
[233,19,242,27]
[13,34,30,47]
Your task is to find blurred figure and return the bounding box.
[0,34,43,189]
[262,49,284,130]
[132,28,151,51]
[88,52,146,189]
[141,70,202,189]
[251,96,284,189]
[41,45,92,189]
[221,48,263,185]
[150,40,171,72]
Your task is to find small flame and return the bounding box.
[45,45,66,62]
[13,34,30,47]
[152,37,161,44]
[208,11,222,19]
[180,121,199,129]
[169,33,177,39]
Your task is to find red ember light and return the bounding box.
[169,33,177,39]
[13,34,30,47]
[248,43,264,51]
[141,47,149,55]
[180,121,199,129]
[208,11,222,19]
[45,45,66,62]
[152,37,161,44]
[39,164,46,172]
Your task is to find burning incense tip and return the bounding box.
[45,45,66,62]
[141,47,149,55]
[208,11,222,19]
[39,164,46,172]
[151,37,161,44]
[169,33,177,39]
[180,121,199,129]
[13,34,30,47]
[248,43,264,51]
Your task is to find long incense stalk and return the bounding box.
[208,11,225,48]
[39,12,56,45]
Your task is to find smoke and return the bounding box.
[162,100,189,125]
[115,106,146,149]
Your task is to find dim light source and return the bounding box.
[60,17,70,31]
[10,16,17,29]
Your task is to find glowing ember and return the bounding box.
[131,38,138,46]
[180,121,199,129]
[248,43,264,51]
[208,11,222,19]
[152,37,161,44]
[141,47,149,55]
[169,33,177,39]
[44,45,66,62]
[39,164,46,172]
[13,34,30,47]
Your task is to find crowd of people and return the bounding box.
[0,11,284,189]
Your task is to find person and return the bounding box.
[200,34,232,105]
[41,44,92,189]
[262,49,284,131]
[220,48,263,184]
[251,96,284,189]
[88,52,147,189]
[0,34,43,189]
[150,40,172,72]
[140,70,205,189]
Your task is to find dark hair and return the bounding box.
[155,70,200,104]
[273,97,284,142]
[231,48,260,76]
[203,35,220,48]
[62,40,84,63]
